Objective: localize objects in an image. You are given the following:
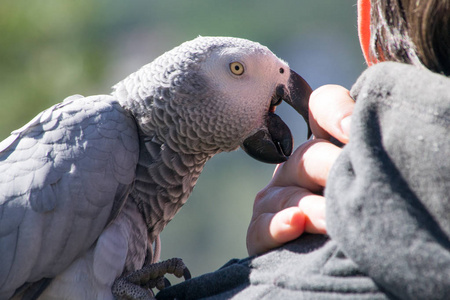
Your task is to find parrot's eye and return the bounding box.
[230,62,244,75]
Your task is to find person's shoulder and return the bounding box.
[358,61,450,88]
[352,62,450,108]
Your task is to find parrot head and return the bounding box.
[114,36,312,164]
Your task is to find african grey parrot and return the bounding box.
[0,36,311,299]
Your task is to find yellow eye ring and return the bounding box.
[230,62,244,75]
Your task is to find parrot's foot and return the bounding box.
[112,258,191,300]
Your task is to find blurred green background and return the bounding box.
[0,0,365,279]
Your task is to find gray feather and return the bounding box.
[0,95,139,299]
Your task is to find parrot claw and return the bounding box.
[183,267,192,280]
[163,277,171,289]
[112,258,191,300]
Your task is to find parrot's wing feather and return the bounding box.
[0,95,139,298]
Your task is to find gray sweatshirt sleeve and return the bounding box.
[326,62,450,300]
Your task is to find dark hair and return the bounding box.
[370,0,450,76]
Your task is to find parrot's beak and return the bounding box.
[241,69,312,164]
[285,70,313,137]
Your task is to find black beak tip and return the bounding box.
[242,137,289,164]
[241,113,293,164]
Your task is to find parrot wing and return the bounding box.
[0,94,139,298]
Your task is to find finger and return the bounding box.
[254,185,311,214]
[309,85,355,143]
[247,207,305,256]
[272,139,342,192]
[298,194,326,234]
[254,185,327,232]
[260,188,326,235]
[247,192,326,256]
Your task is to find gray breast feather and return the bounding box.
[0,95,139,298]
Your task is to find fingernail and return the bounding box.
[340,116,352,140]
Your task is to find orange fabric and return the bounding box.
[357,0,373,66]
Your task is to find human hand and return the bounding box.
[246,85,355,256]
